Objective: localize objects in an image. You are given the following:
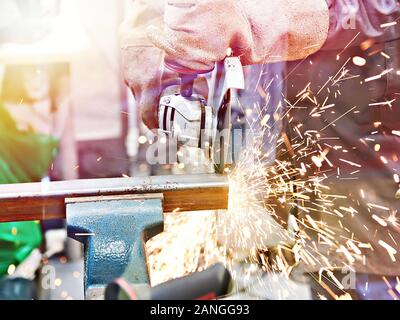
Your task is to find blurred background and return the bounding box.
[0,0,160,300]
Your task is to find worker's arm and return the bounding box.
[147,0,330,72]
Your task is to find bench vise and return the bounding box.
[0,174,228,299]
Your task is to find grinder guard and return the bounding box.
[158,57,245,173]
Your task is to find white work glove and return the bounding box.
[121,44,207,129]
[120,0,208,129]
[121,45,164,129]
[147,0,330,73]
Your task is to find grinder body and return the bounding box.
[159,86,213,150]
[158,57,245,173]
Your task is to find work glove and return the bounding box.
[121,45,164,130]
[147,0,330,73]
[120,0,208,129]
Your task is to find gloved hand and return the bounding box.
[120,0,208,129]
[119,0,166,129]
[147,0,330,73]
[121,45,164,129]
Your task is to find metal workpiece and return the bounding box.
[66,194,164,296]
[0,174,229,222]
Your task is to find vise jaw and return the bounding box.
[66,194,164,300]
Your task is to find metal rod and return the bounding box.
[0,174,229,223]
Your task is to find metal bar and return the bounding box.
[0,174,229,223]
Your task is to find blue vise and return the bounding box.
[67,194,164,299]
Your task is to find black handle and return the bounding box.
[150,263,232,300]
[105,263,232,300]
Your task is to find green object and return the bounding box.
[0,103,58,276]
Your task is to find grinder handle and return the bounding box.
[179,73,196,98]
[164,59,214,98]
